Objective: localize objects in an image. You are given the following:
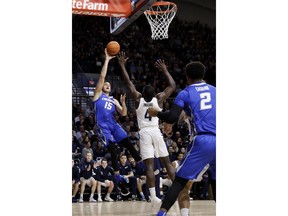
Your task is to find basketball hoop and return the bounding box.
[144,1,177,40]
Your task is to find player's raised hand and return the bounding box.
[104,48,116,61]
[117,51,129,65]
[155,59,168,73]
[120,93,126,104]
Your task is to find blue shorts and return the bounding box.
[97,123,128,147]
[176,134,216,181]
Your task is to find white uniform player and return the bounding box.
[136,97,169,161]
[118,53,176,214]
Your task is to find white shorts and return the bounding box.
[139,126,169,160]
[80,177,95,187]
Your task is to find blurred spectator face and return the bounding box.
[129,121,134,127]
[128,157,136,166]
[177,153,184,161]
[175,131,181,138]
[79,125,85,132]
[86,152,92,162]
[125,116,130,122]
[177,137,183,144]
[85,141,91,148]
[125,125,131,133]
[88,114,94,121]
[101,160,108,169]
[120,155,127,165]
[168,146,173,153]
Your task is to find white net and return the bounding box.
[144,1,177,40]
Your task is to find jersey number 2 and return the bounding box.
[200,92,212,110]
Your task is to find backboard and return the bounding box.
[110,0,156,35]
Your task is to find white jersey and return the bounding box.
[136,97,162,129]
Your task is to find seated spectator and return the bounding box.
[118,153,137,201]
[72,159,81,202]
[94,158,115,202]
[78,151,98,202]
[128,156,148,201]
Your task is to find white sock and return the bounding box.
[72,195,75,198]
[180,208,189,216]
[140,192,144,197]
[90,194,94,199]
[149,187,156,199]
[106,193,110,197]
[80,194,83,198]
[98,193,101,197]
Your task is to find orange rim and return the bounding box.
[145,1,177,15]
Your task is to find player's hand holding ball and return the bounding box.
[147,108,158,117]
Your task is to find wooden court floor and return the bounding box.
[72,200,216,216]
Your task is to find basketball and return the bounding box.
[106,41,120,56]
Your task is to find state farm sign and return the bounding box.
[72,0,132,17]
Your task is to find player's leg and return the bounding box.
[143,158,157,197]
[178,181,193,216]
[107,141,120,173]
[157,135,215,215]
[209,158,216,201]
[157,176,189,216]
[153,128,175,180]
[114,124,142,162]
[159,156,175,181]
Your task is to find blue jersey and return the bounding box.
[94,93,117,128]
[93,93,127,145]
[174,82,216,181]
[174,82,216,135]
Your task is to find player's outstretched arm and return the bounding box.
[93,49,115,101]
[114,94,127,116]
[117,51,141,101]
[148,103,183,124]
[154,59,176,104]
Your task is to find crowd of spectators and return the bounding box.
[72,14,216,88]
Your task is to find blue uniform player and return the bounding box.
[92,48,141,180]
[148,61,216,216]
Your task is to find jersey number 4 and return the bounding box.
[145,110,152,121]
[200,92,212,110]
